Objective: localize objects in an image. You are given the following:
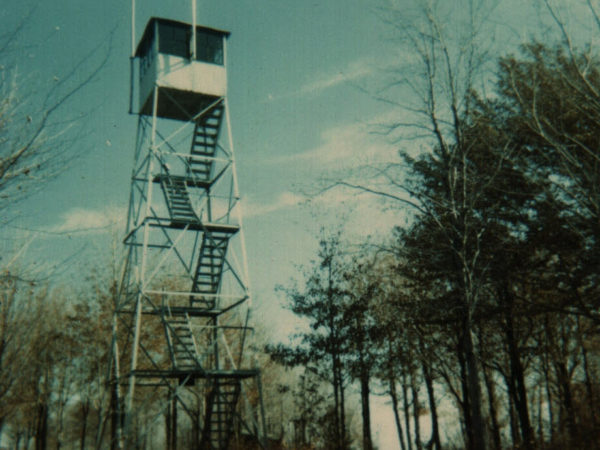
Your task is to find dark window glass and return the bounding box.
[156,22,224,65]
[139,34,155,77]
[158,22,190,58]
[195,29,223,65]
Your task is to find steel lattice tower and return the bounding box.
[110,15,267,450]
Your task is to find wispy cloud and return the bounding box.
[266,57,377,102]
[48,206,125,234]
[265,118,395,170]
[308,184,407,237]
[243,192,305,218]
[299,58,375,95]
[241,186,402,240]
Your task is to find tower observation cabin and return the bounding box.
[136,17,230,120]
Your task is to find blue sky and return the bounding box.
[2,0,597,448]
[2,0,399,312]
[2,0,402,445]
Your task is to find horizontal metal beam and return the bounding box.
[117,299,249,317]
[130,368,259,380]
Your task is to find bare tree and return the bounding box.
[0,2,111,219]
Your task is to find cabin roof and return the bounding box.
[135,17,230,57]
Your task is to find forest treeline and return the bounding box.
[0,270,116,449]
[267,23,600,450]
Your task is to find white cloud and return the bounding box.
[243,191,305,218]
[307,185,408,237]
[48,206,125,234]
[265,57,378,103]
[266,118,396,170]
[299,58,375,95]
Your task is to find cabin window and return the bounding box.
[158,22,190,58]
[139,34,155,78]
[195,29,223,65]
[155,21,224,65]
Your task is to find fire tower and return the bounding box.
[111,13,266,449]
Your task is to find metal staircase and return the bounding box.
[160,175,199,225]
[164,313,202,371]
[201,379,241,449]
[191,225,239,310]
[189,103,224,183]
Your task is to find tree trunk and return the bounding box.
[326,258,345,450]
[359,369,373,450]
[35,402,48,450]
[540,326,555,441]
[331,357,341,450]
[94,401,109,450]
[554,359,577,442]
[576,316,597,429]
[508,393,519,447]
[537,384,544,443]
[411,378,422,450]
[463,320,487,450]
[482,364,501,450]
[457,333,473,450]
[402,373,413,450]
[339,369,347,449]
[389,375,407,450]
[421,360,441,450]
[504,293,533,448]
[547,318,577,443]
[80,401,90,450]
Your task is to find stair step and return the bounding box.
[195,130,218,137]
[165,313,203,371]
[193,135,216,141]
[200,245,225,251]
[190,151,216,157]
[197,122,219,129]
[195,127,218,134]
[201,379,240,450]
[189,104,222,190]
[193,136,217,143]
[160,175,200,223]
[191,229,235,301]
